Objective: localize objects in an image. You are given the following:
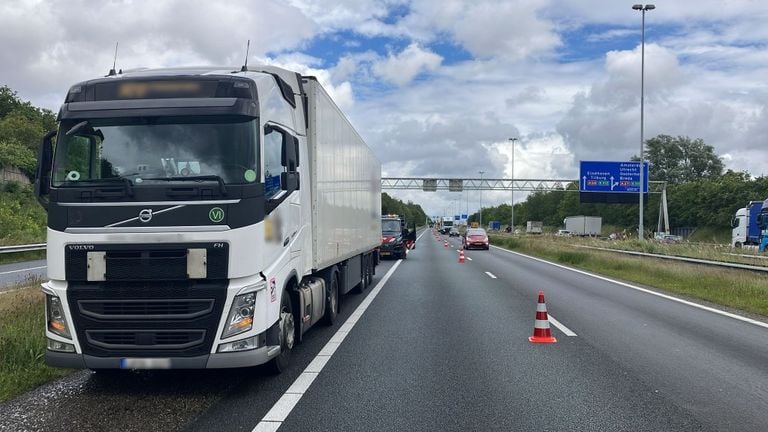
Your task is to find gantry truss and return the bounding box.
[381,178,666,193]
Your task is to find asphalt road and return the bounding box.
[2,230,768,431]
[0,259,46,291]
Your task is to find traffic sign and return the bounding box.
[579,161,648,193]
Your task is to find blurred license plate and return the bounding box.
[120,358,171,369]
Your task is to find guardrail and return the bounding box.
[573,245,768,274]
[0,243,46,254]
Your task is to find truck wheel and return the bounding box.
[323,272,339,326]
[268,290,295,374]
[735,242,742,248]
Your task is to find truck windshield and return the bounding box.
[382,220,401,233]
[52,116,258,187]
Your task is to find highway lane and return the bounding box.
[272,232,718,431]
[0,259,46,291]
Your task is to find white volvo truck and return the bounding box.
[34,66,381,372]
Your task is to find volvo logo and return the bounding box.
[139,209,153,223]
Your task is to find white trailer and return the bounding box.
[526,221,543,234]
[564,216,602,236]
[34,66,380,373]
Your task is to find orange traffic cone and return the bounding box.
[444,241,449,248]
[458,250,465,263]
[529,290,557,344]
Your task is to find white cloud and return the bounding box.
[3,0,768,217]
[371,43,442,86]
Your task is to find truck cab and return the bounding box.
[731,201,763,248]
[34,66,380,372]
[380,215,415,259]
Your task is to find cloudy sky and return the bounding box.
[3,0,767,217]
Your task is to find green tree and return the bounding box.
[643,135,724,184]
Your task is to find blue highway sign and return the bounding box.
[579,161,648,193]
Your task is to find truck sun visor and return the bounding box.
[65,78,257,103]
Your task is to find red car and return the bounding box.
[463,228,490,250]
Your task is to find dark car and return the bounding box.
[463,228,489,250]
[449,227,460,237]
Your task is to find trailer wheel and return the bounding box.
[268,290,295,374]
[323,272,339,325]
[735,242,742,249]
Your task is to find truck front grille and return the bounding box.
[78,299,215,320]
[86,329,207,350]
[68,281,226,358]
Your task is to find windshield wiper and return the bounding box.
[147,175,228,196]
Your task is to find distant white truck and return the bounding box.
[526,221,543,234]
[564,216,602,237]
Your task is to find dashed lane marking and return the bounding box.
[548,314,577,336]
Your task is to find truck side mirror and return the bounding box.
[293,136,300,168]
[280,171,300,191]
[759,214,767,229]
[281,134,299,172]
[34,130,56,210]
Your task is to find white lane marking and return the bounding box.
[548,314,578,336]
[466,257,473,261]
[485,272,497,279]
[261,393,303,422]
[490,245,768,330]
[0,265,46,276]
[252,232,424,432]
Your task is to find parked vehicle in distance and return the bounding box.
[449,227,460,237]
[463,228,489,250]
[440,216,454,234]
[526,221,543,234]
[564,216,602,236]
[655,233,683,243]
[380,215,415,259]
[731,201,763,248]
[555,229,572,237]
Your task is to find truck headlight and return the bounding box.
[47,338,75,353]
[222,292,256,339]
[46,294,71,339]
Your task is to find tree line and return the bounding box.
[382,192,428,226]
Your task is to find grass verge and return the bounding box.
[491,235,768,317]
[0,286,72,402]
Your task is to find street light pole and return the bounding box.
[633,3,655,240]
[509,137,518,232]
[478,170,485,227]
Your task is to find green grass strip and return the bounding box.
[0,288,71,402]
